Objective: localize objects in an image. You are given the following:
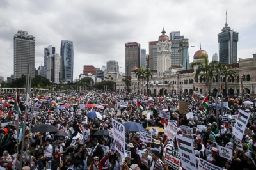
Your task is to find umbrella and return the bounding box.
[58,107,65,109]
[86,104,97,108]
[87,112,102,120]
[243,101,253,105]
[124,121,145,132]
[55,130,68,136]
[31,124,58,132]
[93,130,109,136]
[97,105,104,109]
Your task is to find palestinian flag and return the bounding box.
[203,95,209,115]
[177,139,193,153]
[137,102,143,111]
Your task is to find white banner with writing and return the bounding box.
[112,119,126,159]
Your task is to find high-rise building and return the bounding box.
[148,41,158,71]
[170,31,184,40]
[83,65,96,75]
[212,53,218,61]
[125,42,140,76]
[46,54,61,83]
[13,30,35,78]
[60,40,74,83]
[106,60,119,73]
[44,45,55,77]
[170,38,189,69]
[140,49,146,68]
[0,76,4,83]
[96,68,104,80]
[218,11,239,64]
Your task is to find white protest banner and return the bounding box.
[164,144,180,170]
[149,127,159,136]
[125,151,131,158]
[232,109,251,141]
[79,104,85,110]
[221,115,229,123]
[198,158,222,170]
[140,150,148,166]
[218,145,232,160]
[102,146,109,154]
[164,120,177,139]
[159,111,170,120]
[223,102,228,108]
[179,125,193,139]
[186,112,194,120]
[197,125,205,132]
[176,135,196,170]
[140,130,152,143]
[112,119,126,159]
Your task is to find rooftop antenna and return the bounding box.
[225,9,228,27]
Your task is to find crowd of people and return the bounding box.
[0,90,255,170]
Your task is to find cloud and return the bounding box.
[0,0,256,81]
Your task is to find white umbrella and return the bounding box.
[243,101,253,105]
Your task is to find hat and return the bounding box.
[128,143,134,148]
[154,140,161,145]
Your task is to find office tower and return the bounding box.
[212,53,218,61]
[106,60,119,73]
[83,65,96,75]
[13,30,35,78]
[140,49,146,68]
[125,42,140,76]
[46,54,61,83]
[170,38,189,69]
[0,76,4,83]
[218,11,239,64]
[170,31,184,40]
[60,40,74,83]
[148,41,158,71]
[96,68,104,80]
[44,45,55,77]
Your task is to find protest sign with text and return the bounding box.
[164,120,177,139]
[164,144,180,170]
[140,130,152,143]
[218,145,232,160]
[112,119,126,159]
[198,158,222,170]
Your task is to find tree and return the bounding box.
[134,66,145,94]
[144,67,153,95]
[105,75,113,81]
[94,81,115,91]
[122,78,131,90]
[220,65,236,97]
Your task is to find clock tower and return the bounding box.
[157,28,171,77]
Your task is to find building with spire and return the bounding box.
[218,11,239,64]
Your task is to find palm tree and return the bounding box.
[134,66,145,94]
[220,65,236,97]
[144,67,153,95]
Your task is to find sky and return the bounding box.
[0,0,256,80]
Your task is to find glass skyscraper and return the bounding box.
[140,49,146,68]
[218,12,239,64]
[60,40,74,83]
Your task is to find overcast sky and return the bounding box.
[0,0,256,80]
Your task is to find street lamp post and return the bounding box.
[163,72,165,96]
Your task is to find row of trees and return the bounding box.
[191,54,236,96]
[133,66,153,94]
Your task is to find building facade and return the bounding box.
[170,31,184,40]
[106,60,119,73]
[46,54,61,83]
[44,45,55,77]
[212,53,218,61]
[83,65,96,75]
[125,42,140,76]
[13,30,35,78]
[148,41,158,71]
[60,40,74,83]
[218,12,239,64]
[140,49,146,68]
[96,68,104,80]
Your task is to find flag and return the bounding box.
[137,102,143,111]
[19,122,24,142]
[203,95,209,114]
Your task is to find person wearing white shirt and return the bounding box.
[38,139,53,169]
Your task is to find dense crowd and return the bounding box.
[0,91,256,170]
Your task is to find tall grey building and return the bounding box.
[218,11,239,64]
[46,54,61,83]
[13,30,35,78]
[140,49,146,68]
[212,53,218,61]
[170,31,184,40]
[60,40,74,83]
[125,42,140,76]
[44,45,55,77]
[148,41,158,71]
[170,38,189,69]
[106,60,119,73]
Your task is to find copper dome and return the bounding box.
[193,45,208,59]
[158,28,169,41]
[131,66,138,72]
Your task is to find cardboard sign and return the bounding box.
[179,101,188,114]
